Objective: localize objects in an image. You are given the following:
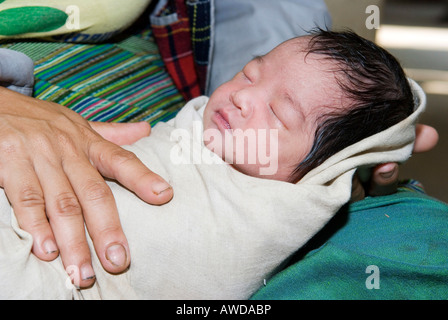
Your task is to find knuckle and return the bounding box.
[0,134,23,156]
[77,122,98,139]
[1,130,53,158]
[82,180,113,203]
[53,192,82,216]
[108,148,139,165]
[12,187,49,232]
[17,186,45,209]
[27,130,52,150]
[55,130,80,155]
[19,214,49,234]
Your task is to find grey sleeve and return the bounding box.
[207,0,331,95]
[0,48,35,96]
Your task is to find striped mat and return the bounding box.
[0,25,186,125]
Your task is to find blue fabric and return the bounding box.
[251,188,448,300]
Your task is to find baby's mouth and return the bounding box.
[214,110,231,130]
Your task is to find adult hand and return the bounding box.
[0,87,173,288]
[351,124,439,201]
[89,121,152,146]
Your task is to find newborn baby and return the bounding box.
[0,30,426,299]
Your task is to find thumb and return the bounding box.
[413,124,438,153]
[89,121,151,145]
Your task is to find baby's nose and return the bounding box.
[230,90,253,118]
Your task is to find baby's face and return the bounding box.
[203,36,345,181]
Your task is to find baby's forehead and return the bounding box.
[279,35,314,53]
[273,36,341,72]
[277,38,349,101]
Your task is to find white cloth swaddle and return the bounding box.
[0,80,426,299]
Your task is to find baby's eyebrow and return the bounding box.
[251,55,265,64]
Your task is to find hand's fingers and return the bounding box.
[365,124,438,198]
[90,141,174,205]
[62,153,131,274]
[414,124,439,153]
[350,174,366,203]
[0,89,137,284]
[35,158,96,288]
[1,160,59,262]
[89,121,151,146]
[368,162,399,196]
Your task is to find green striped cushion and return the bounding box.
[1,26,185,125]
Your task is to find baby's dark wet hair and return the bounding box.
[290,29,414,183]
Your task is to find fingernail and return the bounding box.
[81,263,96,280]
[152,181,172,195]
[379,168,396,179]
[43,239,58,254]
[106,244,127,267]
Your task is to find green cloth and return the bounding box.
[251,187,448,300]
[0,21,185,125]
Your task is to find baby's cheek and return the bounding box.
[203,130,225,160]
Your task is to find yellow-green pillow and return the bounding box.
[0,0,152,42]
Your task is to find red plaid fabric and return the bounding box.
[187,0,212,94]
[151,0,201,101]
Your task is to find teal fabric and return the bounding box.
[251,189,448,300]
